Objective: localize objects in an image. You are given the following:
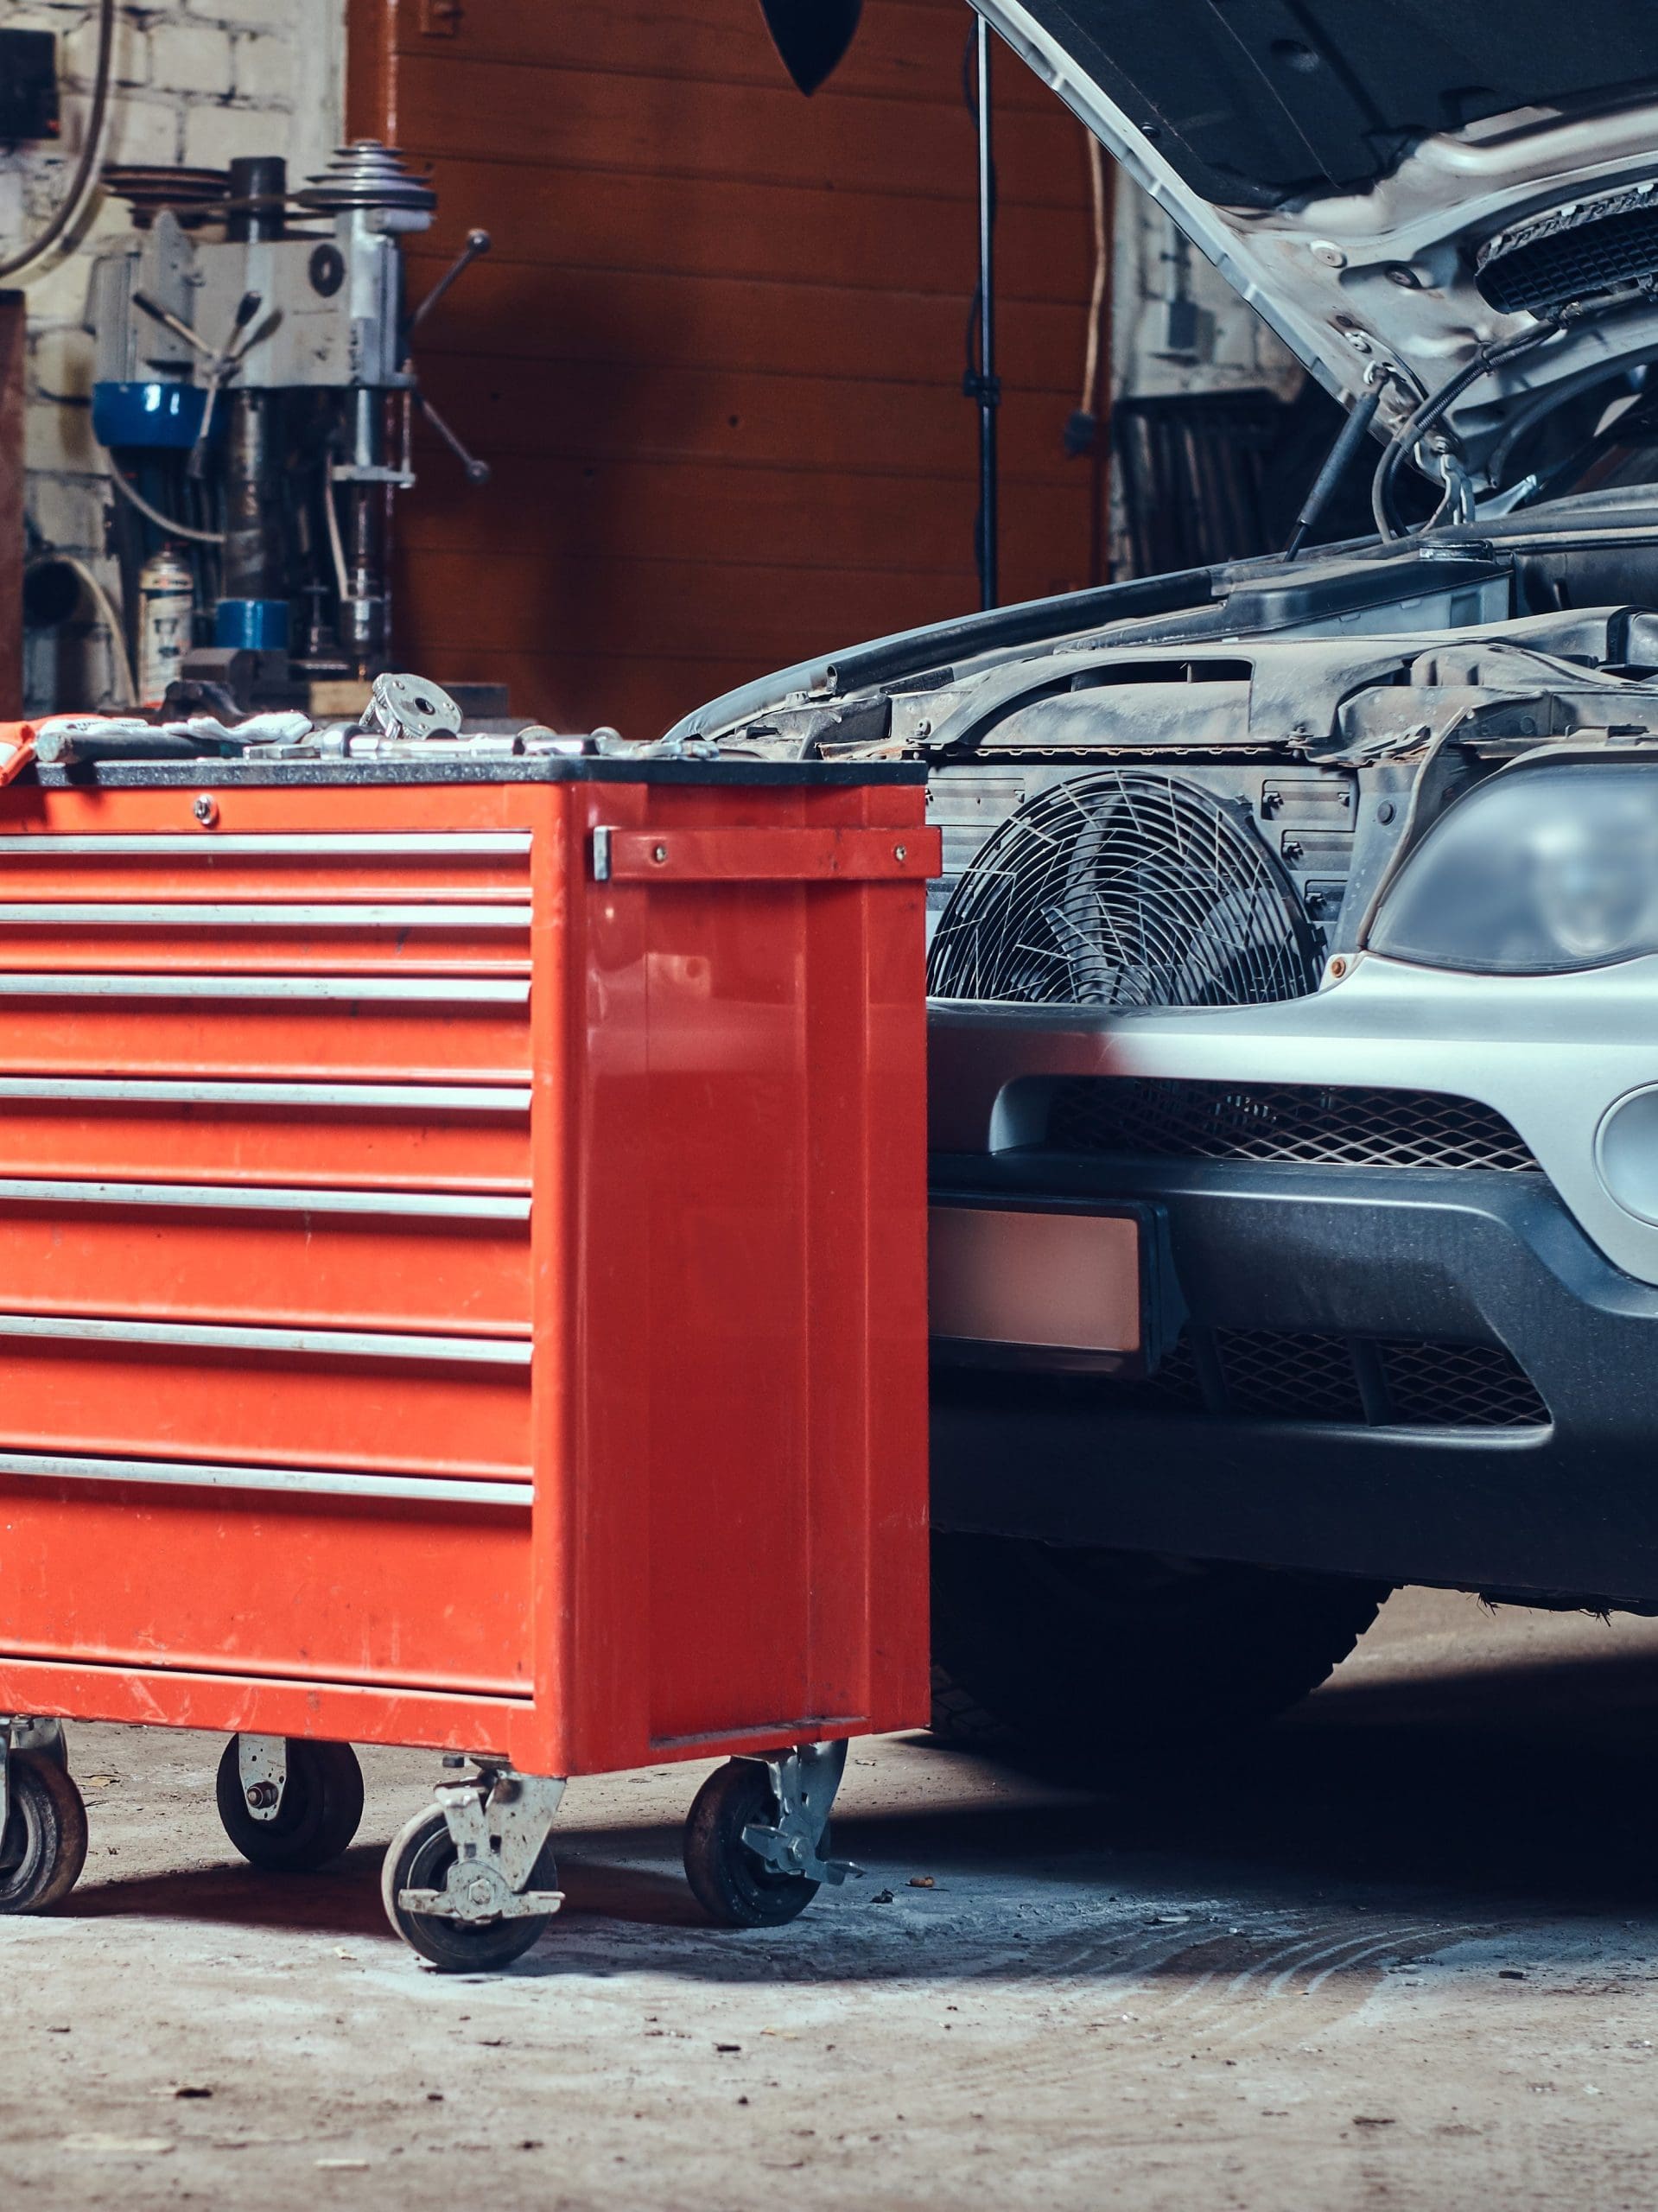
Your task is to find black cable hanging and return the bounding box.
[962,19,1000,610]
[1371,319,1566,541]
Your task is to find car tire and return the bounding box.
[930,1532,1387,1770]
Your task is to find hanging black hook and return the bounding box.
[757,0,864,92]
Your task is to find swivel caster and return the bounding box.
[0,1744,88,1915]
[27,1720,68,1772]
[216,1736,364,1873]
[683,1740,861,1929]
[383,1763,565,1973]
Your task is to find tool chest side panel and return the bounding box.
[803,780,932,1738]
[567,776,932,1771]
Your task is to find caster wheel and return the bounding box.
[381,1805,556,1973]
[216,1738,365,1873]
[0,1753,89,1914]
[683,1760,822,1929]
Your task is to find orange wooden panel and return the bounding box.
[351,0,1102,715]
[415,158,1089,300]
[391,54,1087,208]
[399,549,975,663]
[397,451,1084,573]
[384,0,1056,113]
[0,1203,530,1332]
[422,354,1096,481]
[406,257,1085,391]
[0,1486,533,1694]
[0,1335,530,1480]
[0,1098,528,1192]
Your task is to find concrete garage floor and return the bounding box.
[7,1588,1658,2210]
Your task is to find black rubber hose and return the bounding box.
[1371,320,1563,541]
[0,0,117,282]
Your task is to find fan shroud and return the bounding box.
[927,769,1323,1008]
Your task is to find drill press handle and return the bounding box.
[405,228,492,349]
[401,227,493,485]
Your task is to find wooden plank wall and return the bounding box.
[347,0,1105,739]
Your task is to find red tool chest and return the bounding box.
[0,752,934,1965]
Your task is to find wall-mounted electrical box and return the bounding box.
[0,32,60,146]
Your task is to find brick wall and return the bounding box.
[0,0,344,709]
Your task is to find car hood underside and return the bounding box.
[978,0,1658,474]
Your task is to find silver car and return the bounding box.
[679,2,1658,1766]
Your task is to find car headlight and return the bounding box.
[1369,762,1658,975]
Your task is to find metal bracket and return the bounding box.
[1430,446,1477,530]
[740,1739,861,1887]
[0,1718,66,1836]
[237,1734,288,1823]
[399,1768,567,1923]
[592,824,942,884]
[330,461,417,489]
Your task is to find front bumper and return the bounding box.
[931,1150,1658,1606]
[930,952,1658,1287]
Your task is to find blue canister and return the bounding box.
[213,599,290,651]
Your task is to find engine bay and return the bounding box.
[703,509,1658,1007]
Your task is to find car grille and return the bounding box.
[1045,1079,1540,1173]
[1134,1328,1548,1430]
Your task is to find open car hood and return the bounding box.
[981,0,1658,483]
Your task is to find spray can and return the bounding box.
[137,545,194,704]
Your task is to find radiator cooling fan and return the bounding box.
[927,770,1323,1007]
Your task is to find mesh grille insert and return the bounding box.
[1211,1330,1363,1421]
[1114,1328,1548,1430]
[1378,1338,1550,1429]
[1477,193,1658,316]
[1045,1079,1540,1173]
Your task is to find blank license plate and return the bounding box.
[929,1204,1143,1356]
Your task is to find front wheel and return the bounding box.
[216,1738,365,1873]
[931,1533,1388,1773]
[0,1753,89,1914]
[683,1760,822,1929]
[381,1805,556,1972]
